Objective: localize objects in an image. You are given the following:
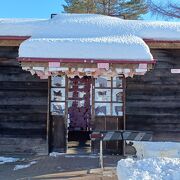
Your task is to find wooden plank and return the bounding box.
[0,137,47,155]
[50,116,66,152]
[126,49,180,141]
[0,39,25,47]
[147,42,180,49]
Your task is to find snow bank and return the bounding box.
[0,157,19,165]
[117,157,180,180]
[14,161,37,171]
[19,36,153,60]
[130,141,180,159]
[0,14,179,60]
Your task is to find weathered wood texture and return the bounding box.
[92,116,124,154]
[50,116,66,153]
[126,49,180,141]
[0,46,48,155]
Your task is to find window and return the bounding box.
[94,76,124,116]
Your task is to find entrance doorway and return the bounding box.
[67,76,92,154]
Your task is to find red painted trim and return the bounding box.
[0,36,30,40]
[18,57,156,64]
[144,39,180,43]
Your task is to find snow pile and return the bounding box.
[14,161,37,171]
[131,141,180,159]
[0,157,19,165]
[117,157,180,180]
[0,14,179,60]
[49,152,65,157]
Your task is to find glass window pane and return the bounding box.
[113,76,123,88]
[52,76,65,87]
[95,76,111,88]
[112,103,123,116]
[51,102,65,115]
[51,88,65,101]
[95,89,111,102]
[112,89,123,102]
[95,103,111,116]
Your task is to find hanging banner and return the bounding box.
[97,63,109,70]
[49,62,61,68]
[171,69,180,74]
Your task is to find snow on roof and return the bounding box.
[0,14,179,61]
[19,36,153,60]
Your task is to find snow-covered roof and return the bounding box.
[0,14,180,61]
[20,36,153,60]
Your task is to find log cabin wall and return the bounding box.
[0,46,48,155]
[126,49,180,141]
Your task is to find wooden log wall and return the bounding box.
[126,49,180,141]
[0,46,48,155]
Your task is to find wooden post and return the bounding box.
[100,139,104,170]
[46,76,51,154]
[122,75,126,156]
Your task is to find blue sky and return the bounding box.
[0,0,178,21]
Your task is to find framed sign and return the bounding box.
[52,76,65,87]
[51,102,65,115]
[51,88,65,101]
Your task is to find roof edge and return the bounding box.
[18,57,156,64]
[0,36,30,40]
[144,39,180,43]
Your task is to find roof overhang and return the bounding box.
[18,57,156,64]
[0,36,30,46]
[144,39,180,49]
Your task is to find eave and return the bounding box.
[0,36,30,46]
[144,39,180,49]
[18,57,156,64]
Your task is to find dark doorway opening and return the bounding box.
[67,76,92,154]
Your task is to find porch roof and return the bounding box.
[18,36,153,62]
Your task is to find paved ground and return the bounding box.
[0,154,122,180]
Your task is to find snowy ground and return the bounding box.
[130,141,180,159]
[0,157,19,165]
[0,154,119,180]
[117,142,180,180]
[117,157,180,180]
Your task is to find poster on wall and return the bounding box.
[95,89,111,102]
[95,103,111,116]
[51,102,65,115]
[52,76,65,87]
[113,76,123,88]
[95,77,111,88]
[112,103,123,116]
[112,89,123,102]
[51,88,65,101]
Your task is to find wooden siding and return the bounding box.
[126,49,180,141]
[92,116,124,154]
[0,46,48,155]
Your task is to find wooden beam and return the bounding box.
[0,36,30,47]
[18,57,156,64]
[144,39,180,49]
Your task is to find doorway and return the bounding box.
[67,76,92,154]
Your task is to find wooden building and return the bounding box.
[0,15,180,155]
